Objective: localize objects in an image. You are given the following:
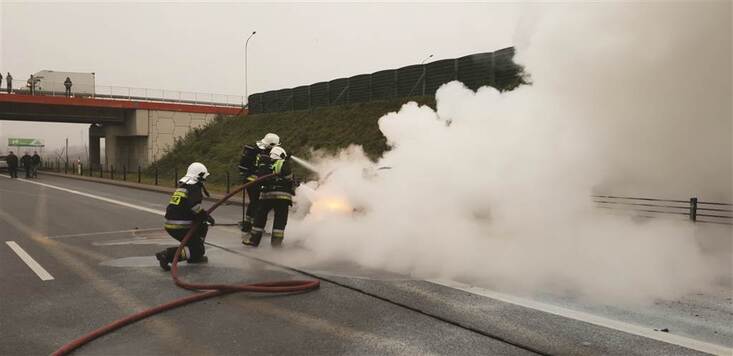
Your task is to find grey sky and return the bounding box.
[0,1,518,151]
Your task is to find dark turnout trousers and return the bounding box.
[245,199,290,247]
[241,184,261,231]
[164,222,208,261]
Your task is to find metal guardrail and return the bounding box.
[42,160,240,193]
[0,79,244,107]
[593,195,733,225]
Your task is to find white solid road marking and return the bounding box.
[5,241,55,281]
[47,227,163,240]
[429,279,732,356]
[0,175,165,216]
[3,175,730,354]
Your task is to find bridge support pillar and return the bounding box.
[98,109,215,171]
[89,124,103,170]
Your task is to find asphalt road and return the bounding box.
[0,174,730,355]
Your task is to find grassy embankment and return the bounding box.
[145,96,436,192]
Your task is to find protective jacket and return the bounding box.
[258,158,295,202]
[238,144,267,182]
[164,183,206,229]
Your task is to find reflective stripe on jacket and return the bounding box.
[165,184,204,222]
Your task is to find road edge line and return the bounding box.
[428,279,732,356]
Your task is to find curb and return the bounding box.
[40,171,246,206]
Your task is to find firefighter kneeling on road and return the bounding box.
[156,162,216,271]
[238,133,280,233]
[242,146,294,248]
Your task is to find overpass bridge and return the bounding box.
[0,91,245,170]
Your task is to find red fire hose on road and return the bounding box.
[52,174,321,356]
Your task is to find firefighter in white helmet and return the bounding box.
[155,162,215,271]
[237,133,280,233]
[242,146,295,248]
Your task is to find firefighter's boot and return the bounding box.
[271,237,284,248]
[271,229,284,248]
[155,250,170,271]
[242,229,263,247]
[239,220,252,233]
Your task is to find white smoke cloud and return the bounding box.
[288,2,731,304]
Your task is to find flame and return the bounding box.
[310,197,353,215]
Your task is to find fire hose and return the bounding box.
[51,174,321,356]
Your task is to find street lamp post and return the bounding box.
[421,54,434,64]
[244,31,257,107]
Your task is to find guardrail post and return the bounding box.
[79,163,83,175]
[111,165,115,180]
[155,165,159,185]
[173,167,178,187]
[690,197,698,222]
[226,171,230,193]
[123,165,127,181]
[138,165,141,183]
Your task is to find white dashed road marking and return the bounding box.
[6,241,55,281]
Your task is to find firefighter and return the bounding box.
[242,146,295,248]
[237,132,280,233]
[155,162,215,271]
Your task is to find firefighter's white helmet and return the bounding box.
[269,146,287,160]
[262,133,280,147]
[179,162,210,184]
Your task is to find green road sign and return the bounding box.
[8,138,44,147]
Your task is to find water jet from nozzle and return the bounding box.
[291,155,320,175]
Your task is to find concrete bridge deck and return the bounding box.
[0,93,246,171]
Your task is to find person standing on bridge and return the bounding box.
[64,77,72,98]
[6,151,18,178]
[20,152,32,178]
[242,146,295,248]
[237,133,280,233]
[31,151,41,178]
[155,162,216,271]
[6,73,12,94]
